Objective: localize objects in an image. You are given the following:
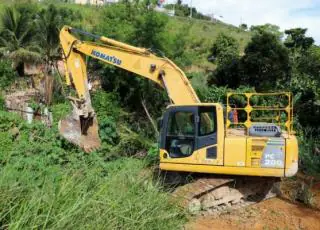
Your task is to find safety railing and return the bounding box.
[226,92,293,135]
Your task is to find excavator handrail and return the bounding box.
[226,92,293,134]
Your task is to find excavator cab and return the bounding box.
[159,93,298,178]
[159,104,224,166]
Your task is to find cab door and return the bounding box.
[195,106,219,163]
[160,106,199,164]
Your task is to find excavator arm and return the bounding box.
[59,26,199,152]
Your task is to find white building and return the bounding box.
[74,0,119,5]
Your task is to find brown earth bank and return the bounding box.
[186,178,320,230]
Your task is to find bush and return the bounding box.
[98,116,119,146]
[113,128,153,157]
[50,102,71,124]
[0,60,17,89]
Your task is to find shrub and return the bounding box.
[98,116,119,146]
[113,128,153,157]
[0,60,17,89]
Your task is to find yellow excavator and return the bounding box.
[59,26,298,212]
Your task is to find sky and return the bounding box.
[166,0,320,44]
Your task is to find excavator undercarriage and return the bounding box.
[161,172,279,215]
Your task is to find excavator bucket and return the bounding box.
[59,114,101,153]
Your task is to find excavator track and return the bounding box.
[161,172,279,215]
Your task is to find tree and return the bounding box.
[284,28,314,51]
[36,4,62,65]
[0,6,41,75]
[208,33,239,64]
[133,11,168,50]
[283,29,319,131]
[239,23,248,31]
[250,24,283,40]
[241,30,290,90]
[207,33,241,88]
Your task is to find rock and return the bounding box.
[212,186,230,200]
[189,199,201,215]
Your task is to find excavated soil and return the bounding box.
[186,176,320,230]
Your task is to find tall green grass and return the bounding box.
[0,158,184,229]
[298,128,320,177]
[0,110,185,229]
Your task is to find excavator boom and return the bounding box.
[59,26,199,151]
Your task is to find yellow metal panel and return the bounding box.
[160,163,285,177]
[285,135,299,177]
[224,137,246,167]
[246,137,267,167]
[194,145,222,165]
[160,149,199,165]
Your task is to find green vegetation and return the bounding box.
[0,60,17,89]
[0,100,184,229]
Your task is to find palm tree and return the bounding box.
[35,4,64,105]
[0,6,41,75]
[36,4,62,66]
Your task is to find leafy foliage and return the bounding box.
[241,30,290,90]
[250,23,283,40]
[298,129,320,176]
[0,59,17,89]
[0,5,41,72]
[134,10,168,50]
[285,28,314,51]
[207,33,241,88]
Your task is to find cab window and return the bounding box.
[167,112,195,136]
[166,111,195,158]
[199,107,216,136]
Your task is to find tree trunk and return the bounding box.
[141,98,159,138]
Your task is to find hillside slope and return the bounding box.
[167,16,250,71]
[56,3,251,72]
[0,2,250,72]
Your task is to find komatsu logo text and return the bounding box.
[91,50,122,65]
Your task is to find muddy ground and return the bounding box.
[186,177,320,230]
